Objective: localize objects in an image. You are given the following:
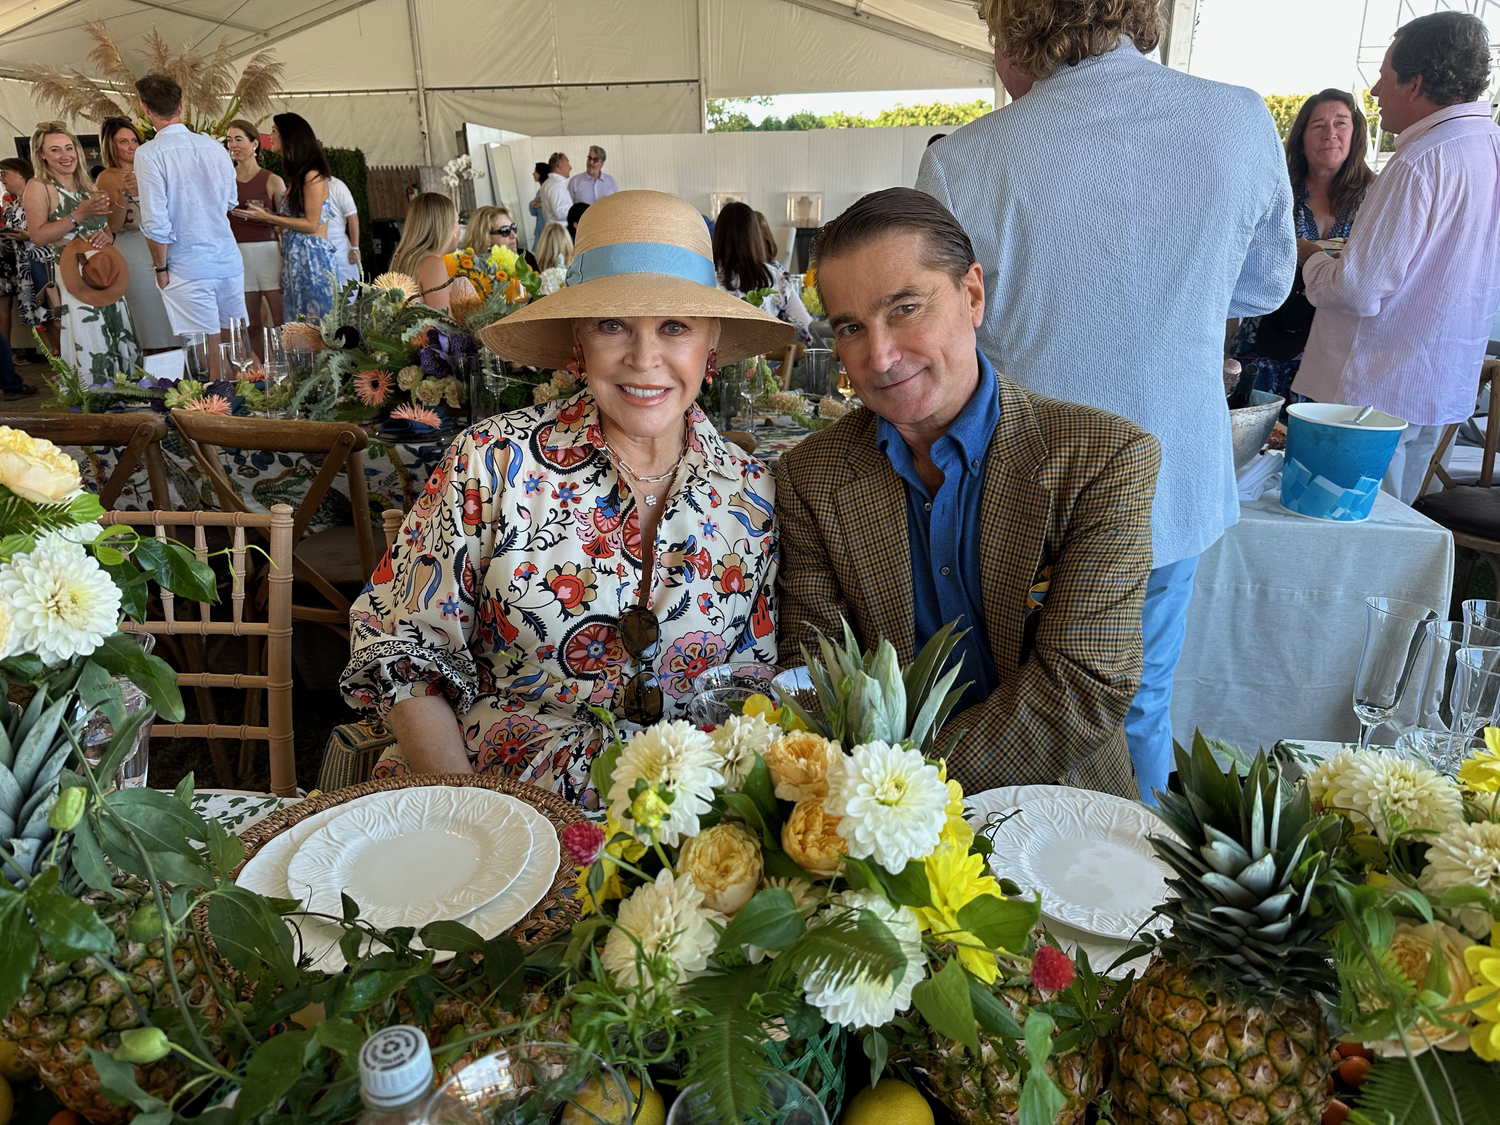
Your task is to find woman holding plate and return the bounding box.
[340,190,792,802]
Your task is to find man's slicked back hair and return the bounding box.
[813,187,977,285]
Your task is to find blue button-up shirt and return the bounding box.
[877,352,1001,713]
[134,123,241,281]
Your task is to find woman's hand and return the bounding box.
[85,228,112,249]
[121,172,138,197]
[75,194,111,219]
[233,202,272,224]
[1295,237,1325,267]
[1,231,29,242]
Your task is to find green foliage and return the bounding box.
[708,96,992,132]
[1352,1050,1500,1125]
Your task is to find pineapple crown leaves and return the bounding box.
[789,617,970,754]
[1145,732,1343,1004]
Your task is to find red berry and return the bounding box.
[1030,946,1075,992]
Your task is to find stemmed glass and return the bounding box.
[1352,596,1439,749]
[426,1042,633,1125]
[1397,620,1500,733]
[177,332,208,381]
[227,316,256,376]
[667,1075,828,1125]
[1465,600,1500,635]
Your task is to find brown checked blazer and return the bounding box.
[774,371,1160,800]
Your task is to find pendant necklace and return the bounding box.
[600,426,689,508]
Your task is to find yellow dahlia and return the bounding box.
[915,837,1006,982]
[1466,925,1500,1060]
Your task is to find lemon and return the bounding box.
[841,1079,932,1125]
[561,1074,662,1125]
[0,1043,30,1083]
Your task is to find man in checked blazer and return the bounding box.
[776,189,1160,800]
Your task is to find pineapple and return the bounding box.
[407,986,571,1080]
[0,694,224,1124]
[1113,737,1340,1125]
[778,619,968,756]
[909,984,1108,1125]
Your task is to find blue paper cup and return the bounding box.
[1280,403,1407,522]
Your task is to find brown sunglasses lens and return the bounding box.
[619,606,660,660]
[623,672,663,724]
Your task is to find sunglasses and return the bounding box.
[618,602,663,724]
[492,225,516,236]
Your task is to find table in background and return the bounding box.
[73,428,449,532]
[1171,485,1454,752]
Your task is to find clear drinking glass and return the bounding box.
[1398,620,1500,733]
[1465,600,1500,635]
[262,358,291,418]
[1453,645,1500,743]
[216,342,237,383]
[1352,596,1440,749]
[178,332,208,380]
[227,316,255,373]
[425,1042,632,1125]
[262,325,287,369]
[666,1075,828,1125]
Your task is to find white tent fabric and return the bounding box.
[0,0,998,165]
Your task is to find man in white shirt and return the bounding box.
[133,72,245,380]
[325,175,361,288]
[1293,11,1500,504]
[568,146,619,205]
[539,152,573,228]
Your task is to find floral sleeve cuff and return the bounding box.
[338,638,480,718]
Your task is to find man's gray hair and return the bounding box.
[589,145,607,162]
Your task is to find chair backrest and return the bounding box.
[169,410,376,579]
[1422,359,1500,497]
[774,341,806,391]
[5,412,170,510]
[101,504,299,796]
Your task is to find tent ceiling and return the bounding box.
[0,0,1000,163]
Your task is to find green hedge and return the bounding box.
[260,145,375,263]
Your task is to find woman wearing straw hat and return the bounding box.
[341,190,795,800]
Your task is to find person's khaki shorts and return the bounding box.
[239,241,282,292]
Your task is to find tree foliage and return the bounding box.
[707,96,992,132]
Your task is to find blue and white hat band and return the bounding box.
[565,240,718,289]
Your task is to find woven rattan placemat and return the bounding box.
[233,773,587,950]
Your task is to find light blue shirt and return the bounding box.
[917,45,1294,566]
[134,123,241,281]
[877,351,1001,713]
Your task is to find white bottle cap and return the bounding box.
[359,1026,434,1109]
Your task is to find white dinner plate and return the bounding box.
[238,787,560,972]
[287,787,534,929]
[977,790,1173,940]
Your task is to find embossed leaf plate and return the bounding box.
[284,787,534,930]
[979,791,1172,940]
[237,789,558,973]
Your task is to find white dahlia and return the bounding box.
[1306,748,1365,809]
[709,712,780,791]
[825,740,948,872]
[600,869,723,994]
[1418,820,1500,937]
[538,266,567,296]
[0,534,121,664]
[606,720,725,846]
[0,596,13,661]
[1337,753,1462,843]
[800,888,925,1029]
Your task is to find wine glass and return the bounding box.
[261,325,286,370]
[1352,596,1439,749]
[1465,600,1500,635]
[262,357,291,418]
[688,662,787,726]
[425,1042,633,1125]
[836,368,854,400]
[667,1074,828,1125]
[227,316,255,373]
[1400,620,1500,734]
[178,332,208,381]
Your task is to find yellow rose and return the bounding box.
[677,823,763,915]
[1366,921,1475,1057]
[781,798,847,878]
[0,426,80,504]
[764,732,841,802]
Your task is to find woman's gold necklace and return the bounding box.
[600,425,689,508]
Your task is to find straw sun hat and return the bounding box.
[476,190,795,368]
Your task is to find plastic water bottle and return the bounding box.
[356,1026,467,1125]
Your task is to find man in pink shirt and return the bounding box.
[1293,11,1500,504]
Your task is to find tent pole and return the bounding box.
[697,0,711,133]
[406,0,433,164]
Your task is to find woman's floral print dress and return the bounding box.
[340,390,779,802]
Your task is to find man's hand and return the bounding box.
[155,268,169,290]
[1296,237,1325,268]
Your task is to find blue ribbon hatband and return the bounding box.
[564,241,718,289]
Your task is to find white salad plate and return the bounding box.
[970,787,1172,940]
[286,787,534,929]
[236,787,560,972]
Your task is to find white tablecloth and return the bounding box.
[1171,484,1454,752]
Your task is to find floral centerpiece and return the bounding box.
[554,622,1097,1123]
[1302,736,1500,1120]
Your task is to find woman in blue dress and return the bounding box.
[1230,89,1375,405]
[233,113,337,320]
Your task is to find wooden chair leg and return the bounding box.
[1452,547,1479,621]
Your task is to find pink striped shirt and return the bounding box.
[1293,100,1500,426]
